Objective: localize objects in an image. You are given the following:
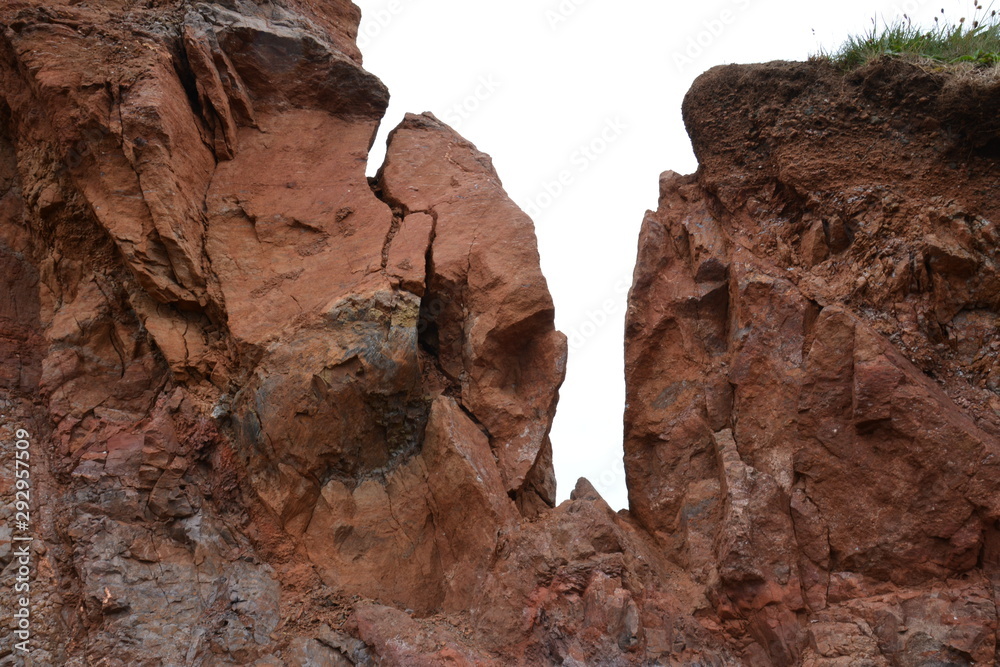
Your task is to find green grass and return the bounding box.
[828,2,1000,69]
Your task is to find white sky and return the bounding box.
[353,0,963,510]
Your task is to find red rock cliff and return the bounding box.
[626,59,1000,665]
[1,1,999,664]
[0,1,704,665]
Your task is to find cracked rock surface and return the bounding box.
[1,2,999,665]
[626,59,1000,665]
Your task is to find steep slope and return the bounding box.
[626,58,1000,665]
[0,0,577,663]
[4,1,1000,664]
[0,1,733,665]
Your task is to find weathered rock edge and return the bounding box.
[2,0,1000,663]
[625,58,1000,665]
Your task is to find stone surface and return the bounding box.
[625,59,1000,664]
[3,1,1000,664]
[377,112,568,507]
[0,1,571,664]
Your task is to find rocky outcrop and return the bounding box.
[2,1,1000,664]
[2,1,725,665]
[0,0,582,663]
[626,59,1000,665]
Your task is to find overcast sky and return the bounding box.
[353,0,962,509]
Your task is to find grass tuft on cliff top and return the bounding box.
[828,2,1000,69]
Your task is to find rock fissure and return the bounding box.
[4,4,1000,665]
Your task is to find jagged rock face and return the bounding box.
[0,1,622,664]
[0,1,737,662]
[6,1,1000,664]
[625,59,1000,665]
[377,113,568,513]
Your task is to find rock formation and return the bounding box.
[0,0,998,664]
[626,60,1000,665]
